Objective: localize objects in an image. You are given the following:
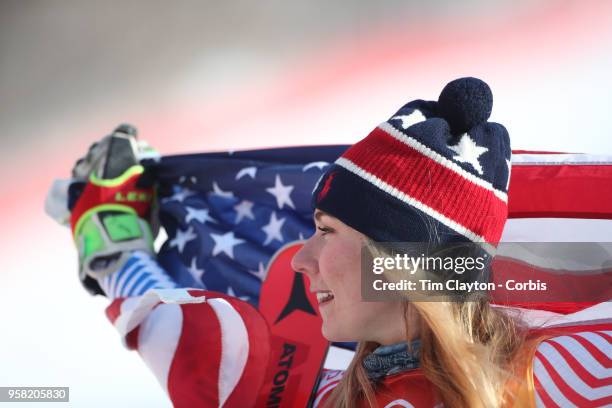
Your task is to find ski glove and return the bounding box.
[45,124,159,295]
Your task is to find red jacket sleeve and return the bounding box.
[105,288,271,407]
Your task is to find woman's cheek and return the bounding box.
[321,237,360,279]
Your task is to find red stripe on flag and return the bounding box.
[536,351,612,407]
[598,331,612,343]
[533,375,561,408]
[566,334,612,367]
[176,290,270,407]
[490,257,612,310]
[343,128,507,242]
[531,324,612,336]
[222,295,271,408]
[543,340,612,389]
[508,164,612,219]
[167,296,222,406]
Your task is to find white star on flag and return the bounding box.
[266,175,295,209]
[169,226,197,253]
[448,134,489,175]
[303,161,329,172]
[162,188,195,203]
[227,286,250,301]
[234,200,255,223]
[187,257,205,281]
[212,181,235,199]
[392,109,426,129]
[185,207,216,224]
[248,262,268,281]
[262,211,286,245]
[210,231,245,259]
[235,166,257,180]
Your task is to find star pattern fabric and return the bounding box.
[185,207,215,224]
[169,226,197,253]
[262,211,286,245]
[233,200,255,223]
[266,175,295,209]
[303,161,329,172]
[161,187,195,204]
[187,257,205,280]
[153,145,345,306]
[235,166,257,180]
[212,181,234,198]
[210,231,245,259]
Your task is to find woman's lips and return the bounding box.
[316,291,334,305]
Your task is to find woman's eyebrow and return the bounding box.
[314,211,325,223]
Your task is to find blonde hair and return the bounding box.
[325,240,527,408]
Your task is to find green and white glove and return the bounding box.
[45,124,160,295]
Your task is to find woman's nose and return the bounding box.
[291,237,318,277]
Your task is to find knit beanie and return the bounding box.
[312,77,511,250]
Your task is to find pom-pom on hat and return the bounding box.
[312,77,511,250]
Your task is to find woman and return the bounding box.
[293,209,527,407]
[53,77,611,407]
[291,77,527,407]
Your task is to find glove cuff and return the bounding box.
[75,205,154,294]
[70,164,154,236]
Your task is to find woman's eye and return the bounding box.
[317,226,332,235]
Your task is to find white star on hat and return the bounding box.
[187,257,205,281]
[234,200,255,223]
[210,231,245,259]
[392,109,427,129]
[169,226,197,253]
[262,211,286,245]
[266,175,295,209]
[448,134,489,175]
[185,207,216,224]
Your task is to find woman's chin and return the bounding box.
[321,322,353,342]
[321,322,337,341]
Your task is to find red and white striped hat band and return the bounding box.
[312,77,511,248]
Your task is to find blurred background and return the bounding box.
[1,0,611,406]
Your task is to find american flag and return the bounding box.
[148,145,347,307]
[117,146,612,406]
[147,147,612,313]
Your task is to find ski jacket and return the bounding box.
[104,288,612,407]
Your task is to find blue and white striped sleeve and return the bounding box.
[97,251,177,300]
